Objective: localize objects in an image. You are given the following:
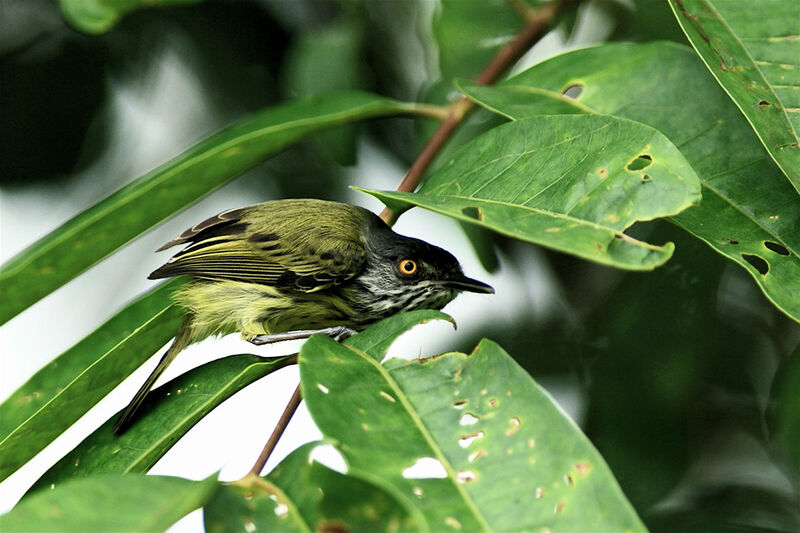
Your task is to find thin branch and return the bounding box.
[246,357,301,478]
[380,0,561,226]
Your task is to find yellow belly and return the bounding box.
[173,280,356,342]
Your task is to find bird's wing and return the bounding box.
[148,201,369,292]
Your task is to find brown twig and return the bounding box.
[248,382,303,477]
[246,0,562,480]
[379,0,561,226]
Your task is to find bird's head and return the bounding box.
[355,223,494,317]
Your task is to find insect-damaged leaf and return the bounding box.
[364,114,701,270]
[456,41,800,324]
[668,0,800,193]
[205,442,420,533]
[299,314,645,532]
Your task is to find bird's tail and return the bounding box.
[112,315,194,435]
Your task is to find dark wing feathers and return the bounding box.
[149,200,370,292]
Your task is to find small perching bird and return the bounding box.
[113,198,494,434]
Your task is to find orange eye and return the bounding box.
[398,259,418,275]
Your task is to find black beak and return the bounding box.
[441,275,495,294]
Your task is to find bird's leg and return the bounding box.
[246,326,356,345]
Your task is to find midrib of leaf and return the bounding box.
[700,0,800,142]
[1,98,414,275]
[431,194,670,251]
[0,304,176,447]
[345,344,492,532]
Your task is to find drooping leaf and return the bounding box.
[299,315,645,532]
[59,0,208,34]
[457,41,800,323]
[668,0,800,192]
[0,92,417,326]
[27,354,294,494]
[0,280,184,483]
[205,442,420,533]
[0,474,217,532]
[363,113,702,270]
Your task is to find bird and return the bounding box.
[113,198,494,434]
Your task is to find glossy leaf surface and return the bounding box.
[299,313,645,532]
[0,92,415,325]
[0,280,184,482]
[28,354,293,493]
[668,0,800,192]
[365,114,701,270]
[457,42,800,323]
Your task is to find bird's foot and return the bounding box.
[246,326,356,345]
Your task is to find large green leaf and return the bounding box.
[205,442,420,533]
[0,92,416,326]
[0,474,217,532]
[27,354,293,494]
[456,41,800,323]
[0,280,184,483]
[364,114,702,270]
[59,0,207,34]
[298,316,645,532]
[668,0,800,192]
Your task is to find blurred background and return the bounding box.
[1,0,799,531]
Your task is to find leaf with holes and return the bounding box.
[0,280,184,483]
[0,474,217,532]
[205,442,421,533]
[299,330,646,531]
[668,0,800,193]
[457,41,800,323]
[363,114,701,270]
[0,91,416,326]
[26,354,294,494]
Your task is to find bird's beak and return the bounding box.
[441,275,495,294]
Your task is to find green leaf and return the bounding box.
[668,0,800,193]
[363,114,702,270]
[205,442,420,533]
[0,474,217,532]
[27,354,294,493]
[0,280,184,483]
[457,41,800,323]
[59,0,207,34]
[344,309,454,361]
[0,92,416,326]
[204,479,309,533]
[299,322,645,531]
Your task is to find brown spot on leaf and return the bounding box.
[575,461,591,476]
